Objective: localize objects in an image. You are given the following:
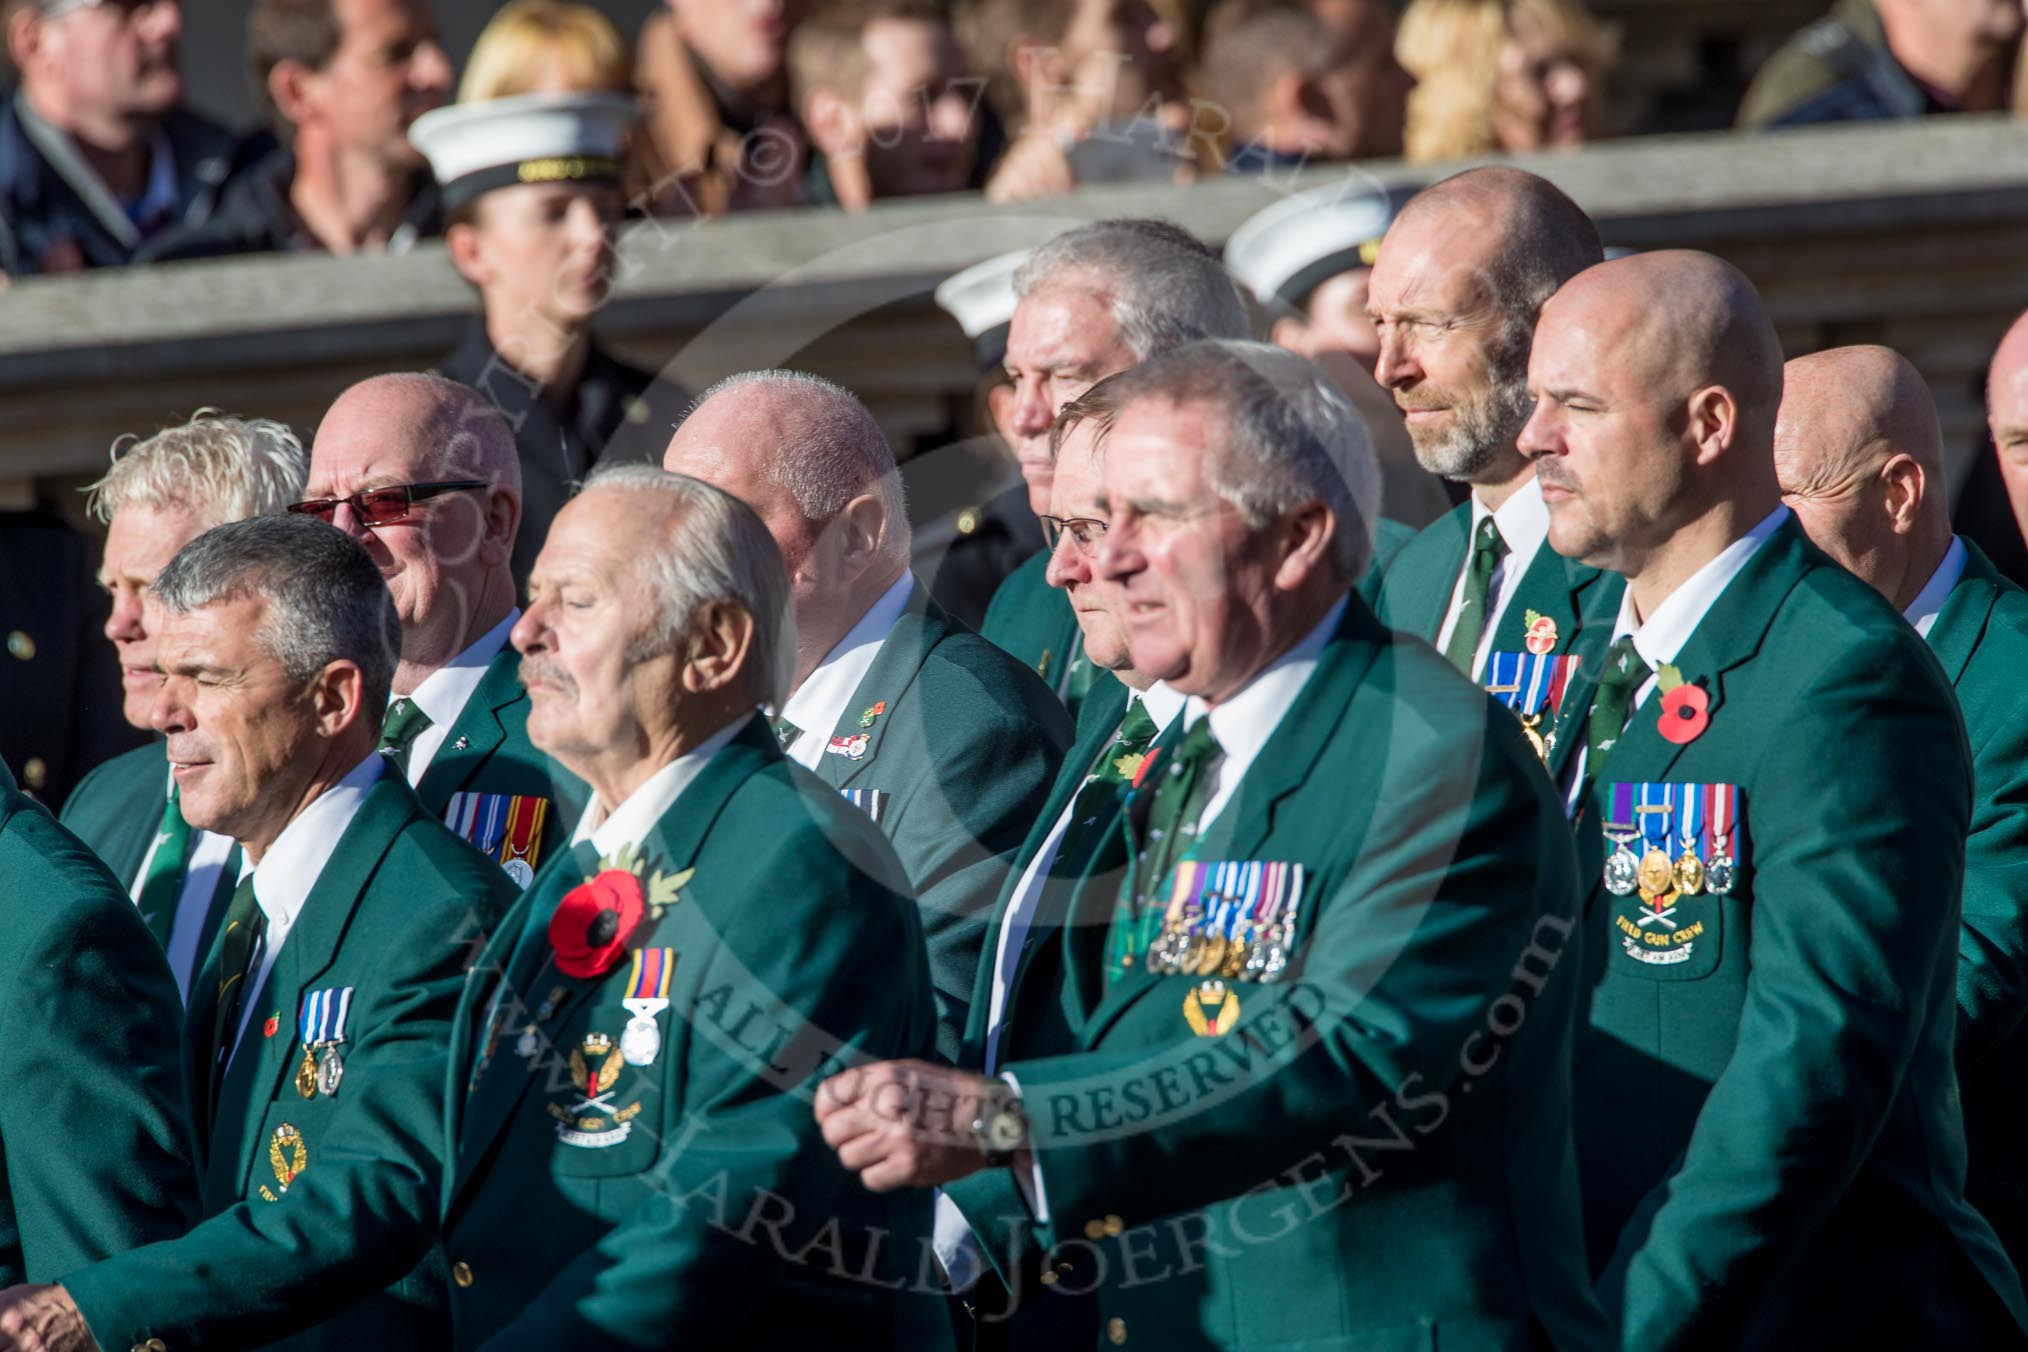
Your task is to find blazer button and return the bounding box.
[452,1261,475,1287]
[1107,1316,1128,1343]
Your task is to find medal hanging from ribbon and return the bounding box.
[500,796,547,888]
[1484,652,1581,761]
[620,947,674,1067]
[1704,782,1742,894]
[1635,783,1678,927]
[1144,859,1305,983]
[1602,782,1641,896]
[1671,782,1705,895]
[296,987,353,1099]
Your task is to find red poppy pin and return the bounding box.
[1523,610,1560,655]
[263,1013,280,1039]
[1654,664,1709,745]
[549,869,648,980]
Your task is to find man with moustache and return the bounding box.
[978,217,1249,712]
[1518,253,2027,1347]
[296,372,569,885]
[440,466,951,1347]
[61,412,306,998]
[664,370,1070,1061]
[1775,344,2028,1282]
[0,515,517,1351]
[1366,167,1621,719]
[820,340,1611,1351]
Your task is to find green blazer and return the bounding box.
[980,549,1080,695]
[415,646,579,884]
[64,772,520,1352]
[947,600,1613,1352]
[440,717,954,1349]
[1927,539,2028,1281]
[1557,521,2027,1349]
[1354,515,1416,607]
[60,740,238,969]
[808,582,1071,1060]
[0,760,199,1287]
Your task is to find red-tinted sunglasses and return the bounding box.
[286,480,491,528]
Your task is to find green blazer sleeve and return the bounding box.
[1604,630,1974,1350]
[0,777,199,1286]
[63,800,517,1351]
[55,741,165,888]
[476,793,938,1346]
[1002,686,1579,1240]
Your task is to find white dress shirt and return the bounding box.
[571,718,749,855]
[777,575,915,771]
[129,765,238,1002]
[230,752,384,1061]
[1562,506,1790,810]
[1435,477,1551,680]
[402,610,518,783]
[1906,536,1967,641]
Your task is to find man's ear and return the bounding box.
[1878,452,1927,536]
[1272,499,1336,592]
[801,88,862,159]
[268,57,318,132]
[681,599,755,694]
[6,7,43,78]
[835,492,888,573]
[480,485,523,568]
[1686,385,1740,468]
[309,661,368,740]
[446,220,489,289]
[1269,313,1312,356]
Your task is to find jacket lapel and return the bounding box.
[1541,567,1628,784]
[1075,604,1385,1047]
[810,580,941,791]
[203,777,419,1201]
[449,719,778,1205]
[1926,539,2003,689]
[414,647,520,811]
[1387,501,1470,640]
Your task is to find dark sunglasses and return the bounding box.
[286,480,491,528]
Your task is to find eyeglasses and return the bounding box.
[1039,514,1108,553]
[286,480,491,528]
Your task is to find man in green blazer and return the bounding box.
[1521,254,2027,1346]
[0,758,199,1301]
[0,515,518,1350]
[442,466,952,1347]
[1775,344,2028,1281]
[298,373,574,889]
[820,342,1613,1351]
[666,371,1072,1061]
[1365,168,1620,686]
[61,411,307,998]
[978,218,1251,711]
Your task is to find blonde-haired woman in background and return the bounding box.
[459,0,634,101]
[1396,0,1613,162]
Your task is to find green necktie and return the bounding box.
[770,715,802,753]
[378,697,434,777]
[206,874,266,1122]
[1584,636,1652,787]
[1057,698,1162,871]
[1106,716,1222,989]
[1443,516,1508,673]
[135,785,193,947]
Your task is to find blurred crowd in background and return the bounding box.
[2,0,2026,276]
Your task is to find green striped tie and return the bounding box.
[135,785,192,947]
[1105,717,1221,989]
[1443,516,1507,673]
[378,697,433,777]
[205,875,266,1123]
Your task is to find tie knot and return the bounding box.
[1171,717,1222,773]
[379,697,433,753]
[770,715,802,752]
[1473,516,1507,560]
[1116,698,1159,750]
[1600,636,1651,692]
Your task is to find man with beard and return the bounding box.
[411,95,686,590]
[1366,167,1621,781]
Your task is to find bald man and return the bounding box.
[1984,311,2028,570]
[1777,345,2028,1281]
[665,371,1072,1060]
[300,374,572,885]
[1366,167,1624,733]
[1519,253,2028,1348]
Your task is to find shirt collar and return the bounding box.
[1135,681,1189,732]
[1470,475,1551,562]
[573,716,751,857]
[251,751,384,930]
[409,610,518,730]
[1189,595,1346,769]
[780,573,915,737]
[1613,506,1790,669]
[1906,535,1968,641]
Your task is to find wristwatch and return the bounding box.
[970,1093,1030,1166]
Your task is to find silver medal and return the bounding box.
[503,858,534,889]
[316,1045,345,1097]
[1706,849,1738,895]
[1603,838,1641,896]
[515,1025,540,1058]
[620,1015,661,1067]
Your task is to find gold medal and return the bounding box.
[1519,712,1548,763]
[1674,849,1705,896]
[1196,933,1228,977]
[295,1046,318,1099]
[1637,847,1675,899]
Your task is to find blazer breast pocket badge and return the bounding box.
[839,787,890,824]
[1601,782,1743,979]
[444,791,549,887]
